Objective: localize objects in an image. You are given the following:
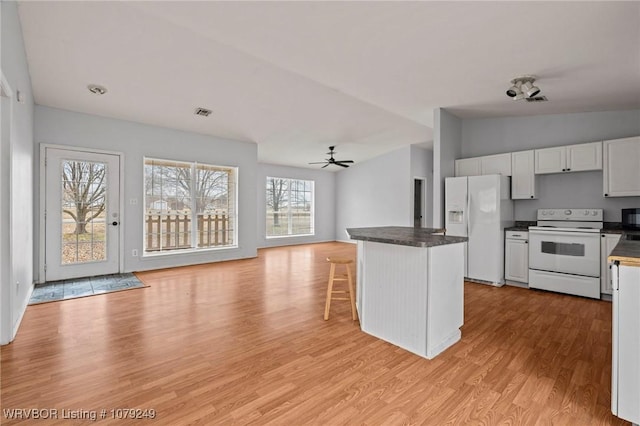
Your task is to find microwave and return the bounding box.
[622,208,640,230]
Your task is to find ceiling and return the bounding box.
[17,1,640,169]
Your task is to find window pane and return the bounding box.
[60,160,107,264]
[144,158,236,254]
[196,164,235,248]
[266,177,314,237]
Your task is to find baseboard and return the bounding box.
[2,283,34,345]
[426,329,462,359]
[505,280,529,289]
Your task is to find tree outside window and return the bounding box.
[266,177,314,237]
[144,158,237,254]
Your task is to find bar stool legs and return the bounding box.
[324,257,357,321]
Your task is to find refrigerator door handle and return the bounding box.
[467,192,471,235]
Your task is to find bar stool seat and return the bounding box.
[324,257,357,321]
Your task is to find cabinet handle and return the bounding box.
[525,241,528,244]
[567,168,571,171]
[604,193,609,197]
[562,168,566,171]
[530,195,534,199]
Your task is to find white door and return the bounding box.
[444,177,468,237]
[534,146,566,174]
[45,148,121,281]
[505,239,529,283]
[467,175,502,283]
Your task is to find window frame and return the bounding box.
[265,176,315,239]
[142,157,239,257]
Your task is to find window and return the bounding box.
[266,177,314,237]
[144,158,237,254]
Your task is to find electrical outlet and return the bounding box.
[130,198,138,205]
[132,249,138,257]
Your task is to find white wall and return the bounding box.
[257,163,336,247]
[433,108,462,227]
[460,110,640,221]
[335,145,413,241]
[410,145,433,227]
[34,106,258,278]
[1,1,35,344]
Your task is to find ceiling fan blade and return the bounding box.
[336,163,349,168]
[308,162,327,164]
[322,163,329,168]
[336,160,354,163]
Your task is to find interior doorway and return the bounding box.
[414,178,427,227]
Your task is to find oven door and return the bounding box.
[529,230,600,277]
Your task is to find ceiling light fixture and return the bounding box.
[506,76,541,100]
[87,84,107,95]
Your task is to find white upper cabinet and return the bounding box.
[534,146,566,174]
[455,157,481,177]
[455,153,511,177]
[511,150,536,199]
[480,153,512,176]
[603,136,640,197]
[567,142,602,172]
[534,142,602,174]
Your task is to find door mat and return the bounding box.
[29,273,148,305]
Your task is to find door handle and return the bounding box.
[111,221,119,226]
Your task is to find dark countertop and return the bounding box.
[505,221,535,232]
[346,226,468,248]
[505,226,530,232]
[608,228,640,267]
[609,238,640,267]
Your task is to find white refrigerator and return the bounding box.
[445,175,513,286]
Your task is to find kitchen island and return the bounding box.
[346,226,467,359]
[609,233,640,425]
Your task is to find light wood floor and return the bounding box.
[1,242,629,425]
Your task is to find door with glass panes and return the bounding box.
[44,148,121,281]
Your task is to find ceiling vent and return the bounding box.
[194,107,212,117]
[525,96,548,103]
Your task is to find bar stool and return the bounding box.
[324,257,357,321]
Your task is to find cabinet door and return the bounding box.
[455,158,481,177]
[601,234,622,295]
[481,153,512,176]
[603,136,640,197]
[505,239,528,283]
[567,141,602,172]
[511,150,536,199]
[535,146,566,174]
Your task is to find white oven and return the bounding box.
[528,209,603,299]
[529,229,600,277]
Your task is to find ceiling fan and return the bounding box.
[309,146,354,168]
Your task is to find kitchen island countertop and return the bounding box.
[346,226,467,248]
[609,237,640,267]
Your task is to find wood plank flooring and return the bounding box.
[0,242,629,425]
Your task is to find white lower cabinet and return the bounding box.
[601,233,622,295]
[505,231,528,284]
